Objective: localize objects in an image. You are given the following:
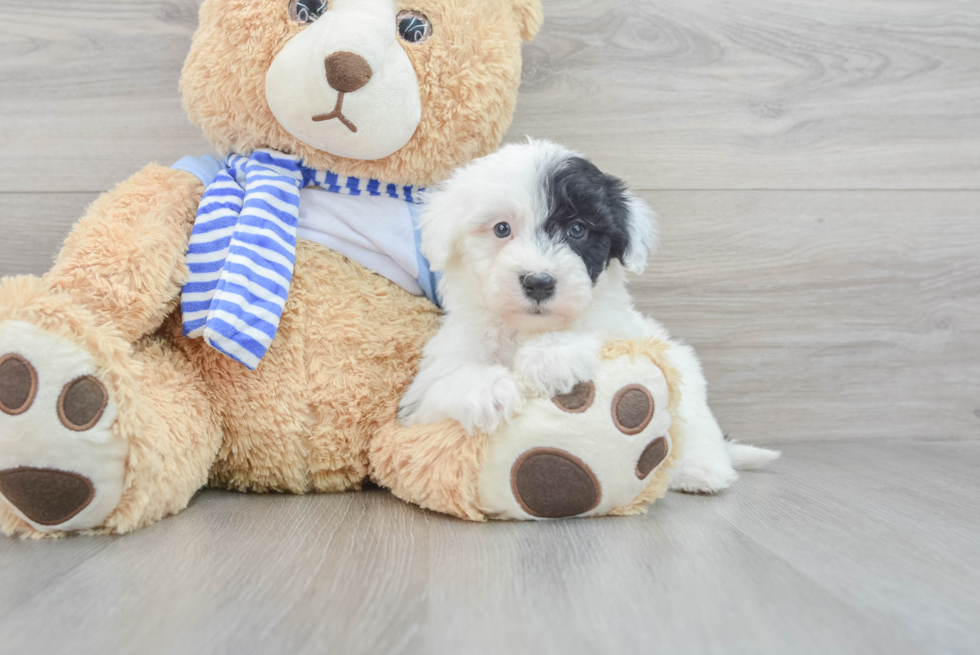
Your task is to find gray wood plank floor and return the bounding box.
[1,0,978,653]
[1,441,978,655]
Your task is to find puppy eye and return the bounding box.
[493,222,512,239]
[289,0,327,24]
[567,220,588,240]
[397,10,433,44]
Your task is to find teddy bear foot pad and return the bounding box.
[0,321,126,533]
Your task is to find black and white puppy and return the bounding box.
[399,139,778,492]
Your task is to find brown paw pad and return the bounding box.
[0,354,38,416]
[552,381,595,413]
[612,384,654,435]
[0,467,95,526]
[57,376,108,431]
[636,436,669,479]
[511,448,601,518]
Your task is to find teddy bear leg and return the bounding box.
[100,335,223,535]
[0,277,221,537]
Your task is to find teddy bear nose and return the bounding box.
[324,51,373,94]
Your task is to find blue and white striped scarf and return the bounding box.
[178,149,424,370]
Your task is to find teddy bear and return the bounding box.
[0,0,687,537]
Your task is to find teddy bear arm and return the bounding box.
[44,164,205,343]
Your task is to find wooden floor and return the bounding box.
[0,441,977,654]
[0,0,978,652]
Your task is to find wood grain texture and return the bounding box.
[0,193,97,275]
[636,190,980,442]
[1,2,979,653]
[511,0,980,189]
[0,0,209,193]
[0,441,978,654]
[1,0,980,191]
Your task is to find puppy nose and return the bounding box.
[324,51,373,93]
[521,273,557,302]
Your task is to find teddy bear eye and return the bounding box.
[396,10,432,44]
[494,222,512,238]
[289,0,327,24]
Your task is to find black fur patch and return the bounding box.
[542,156,632,283]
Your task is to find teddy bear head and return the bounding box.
[180,0,543,186]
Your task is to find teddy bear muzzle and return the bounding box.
[311,51,375,133]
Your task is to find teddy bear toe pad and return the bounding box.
[552,381,595,413]
[0,321,126,532]
[636,436,669,478]
[0,354,38,415]
[479,354,673,520]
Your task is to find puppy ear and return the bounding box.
[418,188,461,272]
[512,0,543,42]
[621,194,658,275]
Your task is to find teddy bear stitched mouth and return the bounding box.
[312,92,358,133]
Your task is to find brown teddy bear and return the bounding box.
[0,0,683,537]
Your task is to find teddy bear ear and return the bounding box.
[621,194,658,275]
[512,0,544,42]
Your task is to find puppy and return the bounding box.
[399,139,778,493]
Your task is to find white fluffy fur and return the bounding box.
[400,140,779,493]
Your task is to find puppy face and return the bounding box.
[422,140,656,332]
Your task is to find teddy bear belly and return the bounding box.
[173,240,441,494]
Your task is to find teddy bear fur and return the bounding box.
[0,0,543,537]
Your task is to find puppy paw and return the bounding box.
[452,367,524,435]
[515,333,600,397]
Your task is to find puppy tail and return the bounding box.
[726,439,781,470]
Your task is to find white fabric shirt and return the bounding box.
[296,188,423,297]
